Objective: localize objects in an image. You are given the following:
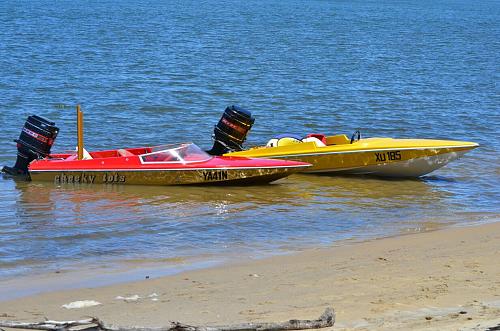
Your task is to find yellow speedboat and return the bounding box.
[204,106,477,178]
[225,132,478,177]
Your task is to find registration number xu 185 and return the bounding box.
[375,151,402,162]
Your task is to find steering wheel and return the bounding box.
[350,130,361,144]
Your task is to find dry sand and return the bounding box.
[0,221,499,331]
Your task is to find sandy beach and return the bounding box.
[1,221,499,331]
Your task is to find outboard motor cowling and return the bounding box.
[2,115,59,176]
[207,105,254,155]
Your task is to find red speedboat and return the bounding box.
[2,108,309,185]
[27,143,310,185]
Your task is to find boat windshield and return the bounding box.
[140,143,212,164]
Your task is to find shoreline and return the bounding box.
[1,221,499,330]
[1,215,496,301]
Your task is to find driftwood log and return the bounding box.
[0,307,334,331]
[0,319,94,330]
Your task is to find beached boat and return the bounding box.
[198,106,478,178]
[226,133,478,177]
[27,143,310,185]
[1,111,309,185]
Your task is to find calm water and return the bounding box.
[0,0,499,279]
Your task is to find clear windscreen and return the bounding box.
[140,143,212,163]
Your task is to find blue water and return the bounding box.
[0,0,499,279]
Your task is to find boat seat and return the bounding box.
[117,149,135,157]
[266,136,302,147]
[305,133,327,145]
[302,136,326,147]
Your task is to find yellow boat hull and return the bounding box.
[226,135,478,177]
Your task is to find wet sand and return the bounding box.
[0,221,499,331]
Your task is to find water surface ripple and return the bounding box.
[0,0,498,278]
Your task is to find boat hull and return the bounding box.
[26,143,311,185]
[227,138,478,177]
[306,149,470,177]
[29,167,303,186]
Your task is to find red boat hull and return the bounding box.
[28,145,310,185]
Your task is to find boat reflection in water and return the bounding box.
[13,173,461,226]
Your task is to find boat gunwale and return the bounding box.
[248,144,479,159]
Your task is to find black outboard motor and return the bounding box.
[2,115,59,176]
[207,105,255,155]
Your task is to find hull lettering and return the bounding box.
[203,170,228,181]
[103,173,126,183]
[375,151,401,162]
[55,173,96,184]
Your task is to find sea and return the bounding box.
[0,0,498,284]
